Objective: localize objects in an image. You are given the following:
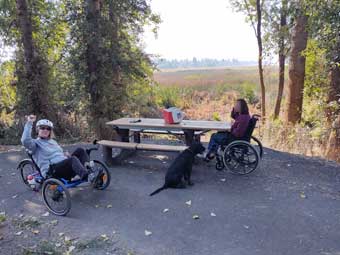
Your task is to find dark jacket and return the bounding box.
[230,110,250,138]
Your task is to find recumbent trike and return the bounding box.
[17,144,111,216]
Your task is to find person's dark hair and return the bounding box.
[237,99,249,114]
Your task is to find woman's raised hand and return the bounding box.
[26,115,37,122]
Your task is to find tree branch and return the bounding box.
[243,0,258,37]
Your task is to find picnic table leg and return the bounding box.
[102,145,114,167]
[102,128,132,166]
[184,130,194,146]
[117,128,129,142]
[194,133,201,143]
[116,128,135,161]
[133,131,141,143]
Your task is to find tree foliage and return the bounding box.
[306,0,340,66]
[65,0,160,137]
[0,0,160,140]
[229,0,266,119]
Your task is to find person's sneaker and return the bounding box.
[88,169,104,185]
[204,152,215,162]
[196,152,207,159]
[72,175,82,181]
[88,171,99,183]
[84,161,95,171]
[203,157,210,162]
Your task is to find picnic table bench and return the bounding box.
[99,118,231,165]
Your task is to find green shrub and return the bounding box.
[212,112,221,121]
[0,214,6,223]
[154,85,181,108]
[214,83,234,99]
[239,82,258,104]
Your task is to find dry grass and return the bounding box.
[153,66,333,161]
[261,121,329,158]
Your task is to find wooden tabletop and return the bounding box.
[106,118,231,131]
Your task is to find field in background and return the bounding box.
[153,66,281,120]
[152,66,328,159]
[155,66,281,103]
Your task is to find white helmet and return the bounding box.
[36,119,54,129]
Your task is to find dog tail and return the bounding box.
[149,185,167,196]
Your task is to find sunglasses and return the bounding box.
[39,126,51,131]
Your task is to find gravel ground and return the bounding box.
[0,143,340,255]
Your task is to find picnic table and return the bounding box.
[98,118,231,165]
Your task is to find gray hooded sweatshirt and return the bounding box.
[21,121,67,177]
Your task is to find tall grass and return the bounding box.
[152,66,333,161]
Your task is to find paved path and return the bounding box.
[0,144,340,255]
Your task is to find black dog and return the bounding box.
[149,142,205,196]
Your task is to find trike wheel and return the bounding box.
[92,160,111,190]
[223,141,259,175]
[42,178,71,216]
[18,160,39,188]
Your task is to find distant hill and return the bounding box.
[153,57,257,69]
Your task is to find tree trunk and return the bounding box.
[325,59,340,162]
[274,51,285,119]
[325,63,340,123]
[256,0,266,119]
[273,1,287,119]
[325,115,340,162]
[85,0,114,139]
[16,0,57,127]
[86,0,102,105]
[16,0,39,115]
[284,14,308,124]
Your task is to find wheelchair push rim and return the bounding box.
[223,141,260,175]
[42,178,71,216]
[92,160,111,190]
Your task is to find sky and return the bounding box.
[143,0,258,61]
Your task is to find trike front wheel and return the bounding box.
[42,178,71,216]
[92,160,111,190]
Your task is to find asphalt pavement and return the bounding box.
[0,144,340,255]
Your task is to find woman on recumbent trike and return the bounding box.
[19,114,110,215]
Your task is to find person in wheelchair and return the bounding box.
[21,115,101,182]
[205,99,251,161]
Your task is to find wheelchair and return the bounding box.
[215,114,263,175]
[17,145,111,216]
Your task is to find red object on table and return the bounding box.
[162,107,184,124]
[162,109,175,124]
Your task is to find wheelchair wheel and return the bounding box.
[42,178,71,216]
[223,141,259,175]
[92,160,111,190]
[18,160,38,188]
[250,136,263,158]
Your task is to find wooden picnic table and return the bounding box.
[106,118,231,132]
[107,117,231,144]
[100,118,231,165]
